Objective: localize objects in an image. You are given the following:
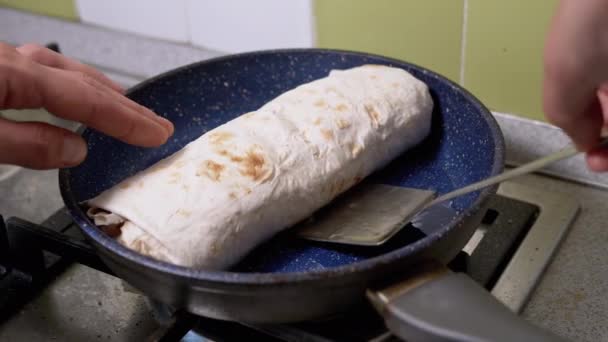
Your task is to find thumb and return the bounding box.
[0,117,87,169]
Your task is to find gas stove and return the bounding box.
[0,39,599,341]
[0,179,579,341]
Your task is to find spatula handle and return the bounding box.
[428,137,608,208]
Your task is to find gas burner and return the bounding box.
[0,181,579,341]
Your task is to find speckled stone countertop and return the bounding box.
[516,173,608,341]
[494,112,608,189]
[1,7,607,342]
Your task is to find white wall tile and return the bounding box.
[76,0,189,43]
[186,0,314,53]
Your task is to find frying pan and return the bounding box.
[59,49,562,341]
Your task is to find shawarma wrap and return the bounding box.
[87,65,433,269]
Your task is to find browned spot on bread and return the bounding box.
[138,181,144,188]
[168,172,182,184]
[313,117,322,126]
[314,99,326,107]
[217,148,245,163]
[392,82,400,88]
[87,207,105,215]
[334,103,348,112]
[119,182,131,189]
[321,129,334,140]
[245,188,252,195]
[329,179,349,197]
[364,104,380,127]
[209,131,234,145]
[304,137,321,158]
[101,222,123,238]
[243,112,256,119]
[196,160,225,181]
[239,149,271,183]
[336,119,351,129]
[229,192,237,200]
[369,75,378,79]
[352,176,363,186]
[177,209,191,217]
[132,239,151,255]
[352,144,363,157]
[230,155,244,163]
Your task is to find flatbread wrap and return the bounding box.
[87,65,434,269]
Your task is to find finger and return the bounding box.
[67,67,174,136]
[584,86,608,172]
[0,117,87,169]
[37,66,171,147]
[542,73,602,151]
[0,56,173,145]
[586,147,608,172]
[542,10,604,151]
[16,43,124,93]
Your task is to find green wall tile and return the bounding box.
[315,0,464,82]
[0,0,78,20]
[464,0,558,121]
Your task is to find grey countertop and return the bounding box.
[1,7,608,342]
[0,7,222,87]
[515,174,608,341]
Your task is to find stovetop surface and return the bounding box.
[0,187,540,341]
[1,151,608,342]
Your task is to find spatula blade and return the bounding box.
[294,183,436,246]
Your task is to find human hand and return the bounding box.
[543,0,608,171]
[0,42,174,170]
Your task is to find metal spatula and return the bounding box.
[295,138,607,246]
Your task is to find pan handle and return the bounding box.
[366,261,567,342]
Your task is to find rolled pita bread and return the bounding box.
[87,65,433,269]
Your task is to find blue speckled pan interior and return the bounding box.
[60,49,503,275]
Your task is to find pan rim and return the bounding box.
[59,47,505,286]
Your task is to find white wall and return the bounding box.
[75,0,190,43]
[76,0,315,52]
